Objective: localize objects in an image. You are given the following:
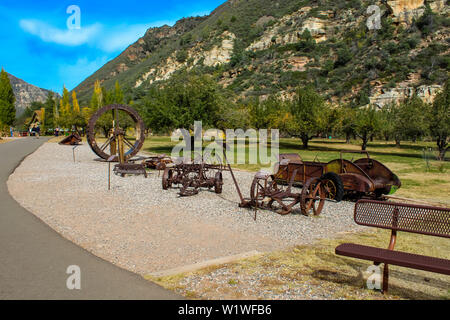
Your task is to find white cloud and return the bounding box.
[19,19,175,53]
[19,19,101,46]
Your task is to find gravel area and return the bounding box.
[7,143,363,275]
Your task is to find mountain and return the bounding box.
[74,0,449,107]
[7,73,59,116]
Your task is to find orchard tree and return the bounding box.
[0,68,16,129]
[355,106,382,151]
[429,80,449,161]
[287,86,327,149]
[393,96,428,145]
[336,105,357,143]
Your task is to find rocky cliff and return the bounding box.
[7,73,58,116]
[74,0,449,107]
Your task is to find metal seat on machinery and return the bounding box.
[255,170,272,180]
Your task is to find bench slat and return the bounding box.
[336,243,450,275]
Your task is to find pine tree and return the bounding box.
[0,68,16,127]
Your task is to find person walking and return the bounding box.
[35,122,40,139]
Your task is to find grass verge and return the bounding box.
[148,228,450,300]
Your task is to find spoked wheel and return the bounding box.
[162,168,173,190]
[320,172,344,202]
[250,175,299,215]
[250,176,267,209]
[87,104,145,161]
[300,177,326,216]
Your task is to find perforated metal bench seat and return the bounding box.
[335,200,450,292]
[336,243,450,275]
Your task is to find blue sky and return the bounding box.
[0,0,226,93]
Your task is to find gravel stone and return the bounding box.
[7,143,364,275]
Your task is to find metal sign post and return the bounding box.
[107,155,116,191]
[72,145,79,163]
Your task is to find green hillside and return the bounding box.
[74,0,449,107]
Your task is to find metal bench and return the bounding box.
[335,200,450,293]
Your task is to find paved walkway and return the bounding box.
[0,138,180,299]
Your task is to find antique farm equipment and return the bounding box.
[87,104,146,162]
[223,149,335,217]
[326,151,401,199]
[144,155,173,171]
[113,161,148,178]
[87,104,147,177]
[274,151,401,200]
[162,160,225,197]
[59,132,82,146]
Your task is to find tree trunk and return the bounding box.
[361,134,368,151]
[437,138,448,161]
[301,135,309,149]
[346,133,351,144]
[395,137,401,148]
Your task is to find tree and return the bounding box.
[90,80,103,111]
[113,81,124,104]
[71,91,86,132]
[59,86,71,128]
[355,106,382,150]
[379,103,396,143]
[0,68,16,128]
[44,92,56,129]
[72,91,80,114]
[429,80,449,161]
[141,72,225,133]
[337,105,357,144]
[394,96,428,144]
[286,86,327,149]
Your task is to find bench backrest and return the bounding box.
[354,200,450,239]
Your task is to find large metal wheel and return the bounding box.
[162,168,173,190]
[320,172,344,202]
[87,104,145,161]
[214,172,223,194]
[300,177,326,216]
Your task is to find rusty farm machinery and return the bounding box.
[225,149,401,217]
[162,157,225,197]
[86,104,172,177]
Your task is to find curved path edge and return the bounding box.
[0,138,181,300]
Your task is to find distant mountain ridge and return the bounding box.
[74,0,449,106]
[7,73,59,116]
